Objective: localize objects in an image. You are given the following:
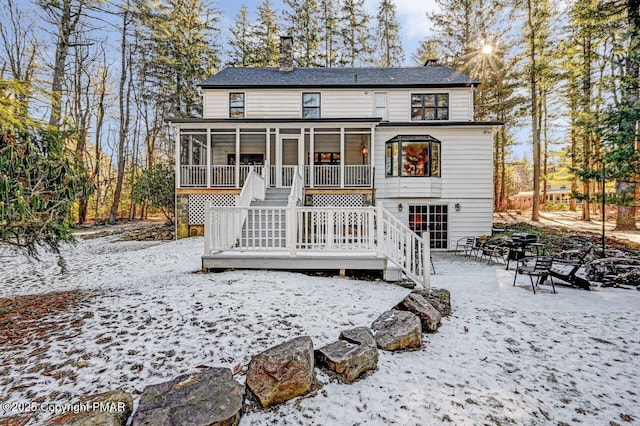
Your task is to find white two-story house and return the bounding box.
[170,37,499,286]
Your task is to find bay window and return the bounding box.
[385,135,441,177]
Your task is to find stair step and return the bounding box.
[250,200,288,207]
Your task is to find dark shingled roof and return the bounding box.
[199,66,478,89]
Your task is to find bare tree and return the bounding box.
[109,0,132,224]
[0,0,39,117]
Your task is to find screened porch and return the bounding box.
[176,126,374,189]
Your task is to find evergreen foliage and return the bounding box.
[136,0,221,118]
[131,163,175,221]
[340,0,374,67]
[227,5,257,67]
[283,0,323,67]
[254,0,280,67]
[375,0,403,67]
[0,126,91,262]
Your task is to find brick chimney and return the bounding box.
[279,36,294,72]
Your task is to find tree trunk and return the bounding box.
[109,3,130,224]
[48,0,83,128]
[527,0,541,221]
[615,0,639,230]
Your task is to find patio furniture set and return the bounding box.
[455,233,594,294]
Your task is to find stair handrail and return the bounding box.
[205,168,266,255]
[376,204,430,288]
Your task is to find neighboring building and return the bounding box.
[508,184,573,211]
[169,37,500,285]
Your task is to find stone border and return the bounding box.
[43,288,451,426]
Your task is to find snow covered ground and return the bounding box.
[1,235,639,425]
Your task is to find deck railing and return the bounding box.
[180,165,207,187]
[210,166,235,187]
[204,168,265,254]
[303,165,373,188]
[181,164,373,188]
[377,205,430,287]
[203,203,430,287]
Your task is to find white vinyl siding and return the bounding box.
[203,88,475,121]
[374,125,495,248]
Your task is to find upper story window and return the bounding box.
[374,92,387,120]
[411,93,449,121]
[229,92,245,118]
[385,135,441,177]
[302,92,321,118]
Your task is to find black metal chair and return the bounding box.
[513,256,556,294]
[455,236,476,255]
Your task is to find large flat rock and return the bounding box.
[315,340,378,383]
[246,336,315,407]
[371,310,422,351]
[411,288,451,317]
[131,368,244,426]
[339,326,376,347]
[396,292,441,332]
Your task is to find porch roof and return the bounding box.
[168,117,382,125]
[199,66,478,89]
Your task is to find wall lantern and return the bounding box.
[398,203,403,212]
[361,144,368,164]
[455,203,461,212]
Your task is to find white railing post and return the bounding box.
[422,232,431,288]
[288,203,297,256]
[376,204,384,257]
[204,201,212,255]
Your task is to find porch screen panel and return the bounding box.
[179,131,207,187]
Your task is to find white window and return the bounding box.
[374,92,387,120]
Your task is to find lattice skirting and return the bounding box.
[188,194,238,225]
[311,194,365,207]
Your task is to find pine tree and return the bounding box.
[424,0,523,211]
[598,0,640,230]
[319,0,342,67]
[283,0,322,67]
[227,5,256,67]
[137,0,221,118]
[375,0,403,67]
[340,0,374,67]
[254,0,280,67]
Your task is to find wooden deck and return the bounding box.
[201,169,429,287]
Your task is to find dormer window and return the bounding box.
[302,92,321,118]
[411,93,449,120]
[229,92,245,118]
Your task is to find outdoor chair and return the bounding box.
[481,243,509,265]
[549,244,594,290]
[513,256,556,294]
[455,237,476,255]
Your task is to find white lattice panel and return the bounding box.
[188,194,238,225]
[311,194,364,207]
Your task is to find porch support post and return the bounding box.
[422,232,431,289]
[275,128,281,187]
[204,201,212,255]
[340,127,345,188]
[174,126,180,188]
[235,128,240,188]
[287,203,297,256]
[376,203,384,257]
[265,127,270,186]
[309,128,315,188]
[206,129,211,188]
[370,126,375,188]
